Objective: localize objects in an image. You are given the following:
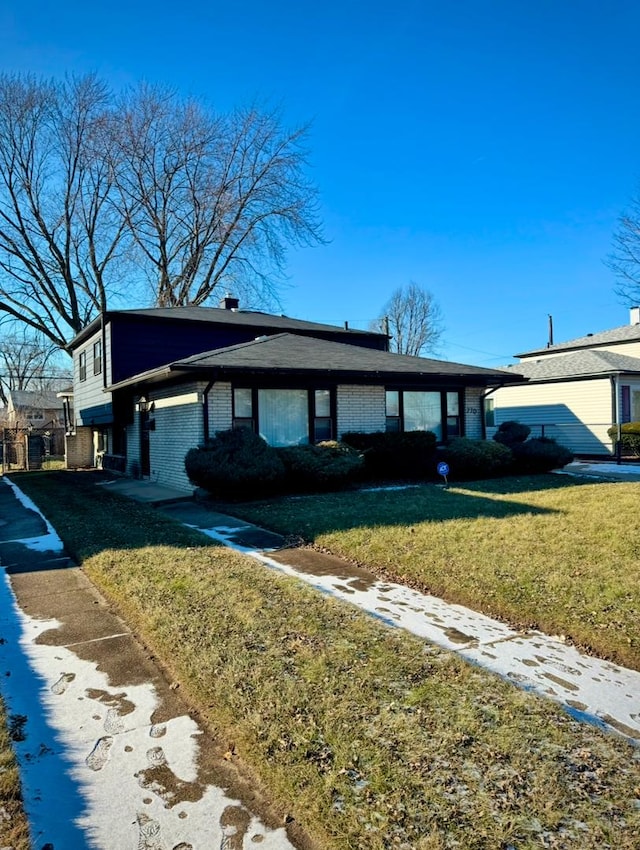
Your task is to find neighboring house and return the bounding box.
[489,307,640,456]
[68,298,524,490]
[4,389,65,429]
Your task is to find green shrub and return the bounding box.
[185,428,285,500]
[607,422,640,457]
[441,438,513,480]
[493,420,531,446]
[341,431,437,480]
[512,437,574,473]
[276,441,364,492]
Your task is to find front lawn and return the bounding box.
[227,474,640,670]
[12,471,640,850]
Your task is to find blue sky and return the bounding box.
[1,1,640,365]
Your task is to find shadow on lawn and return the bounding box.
[215,473,604,539]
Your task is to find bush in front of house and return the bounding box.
[185,428,286,499]
[493,420,531,447]
[607,422,640,457]
[510,436,574,473]
[340,430,437,480]
[440,437,513,480]
[276,441,364,492]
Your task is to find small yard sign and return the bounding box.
[437,461,449,486]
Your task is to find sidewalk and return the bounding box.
[102,470,640,744]
[0,477,301,850]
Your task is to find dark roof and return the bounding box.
[501,350,640,382]
[7,389,64,409]
[109,333,524,391]
[516,322,640,358]
[69,306,386,348]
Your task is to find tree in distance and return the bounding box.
[371,283,444,356]
[608,189,640,305]
[0,73,324,350]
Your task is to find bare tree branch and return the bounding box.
[607,191,640,305]
[109,88,324,307]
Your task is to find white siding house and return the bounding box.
[491,308,640,456]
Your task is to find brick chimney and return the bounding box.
[219,293,239,311]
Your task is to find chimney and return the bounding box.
[219,293,239,311]
[630,306,640,325]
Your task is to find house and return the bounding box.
[68,298,524,490]
[488,307,640,456]
[4,389,66,429]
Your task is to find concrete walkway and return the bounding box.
[0,477,300,850]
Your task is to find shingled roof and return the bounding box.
[70,306,386,348]
[500,349,640,382]
[109,333,523,391]
[516,322,640,359]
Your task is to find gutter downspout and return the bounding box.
[202,378,215,444]
[611,374,621,464]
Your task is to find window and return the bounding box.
[633,390,640,422]
[26,409,44,422]
[232,388,255,431]
[93,340,102,375]
[232,386,334,445]
[259,389,309,446]
[313,389,333,442]
[79,351,87,382]
[484,398,495,428]
[385,389,463,441]
[385,390,401,432]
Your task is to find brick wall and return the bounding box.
[463,387,485,440]
[148,383,204,491]
[337,385,386,436]
[208,382,232,434]
[65,427,94,468]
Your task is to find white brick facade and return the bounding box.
[208,382,233,434]
[147,383,204,491]
[463,387,485,440]
[336,385,386,436]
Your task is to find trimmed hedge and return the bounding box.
[341,431,437,480]
[511,437,574,473]
[493,420,531,447]
[185,428,286,500]
[608,422,640,457]
[441,438,513,480]
[276,442,364,492]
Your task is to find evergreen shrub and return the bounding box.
[276,441,364,492]
[341,430,437,480]
[185,428,285,500]
[511,437,574,473]
[441,438,513,480]
[493,420,531,447]
[607,422,640,457]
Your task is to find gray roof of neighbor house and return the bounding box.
[500,350,640,382]
[7,390,64,409]
[69,306,387,348]
[109,333,524,391]
[516,322,640,358]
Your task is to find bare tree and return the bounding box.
[0,322,71,406]
[371,283,444,356]
[0,74,324,348]
[0,74,128,349]
[608,191,640,304]
[109,86,324,307]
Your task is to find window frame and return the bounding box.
[79,350,87,383]
[231,385,335,445]
[93,339,102,376]
[385,388,464,442]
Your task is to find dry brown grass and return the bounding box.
[13,471,640,850]
[0,696,31,850]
